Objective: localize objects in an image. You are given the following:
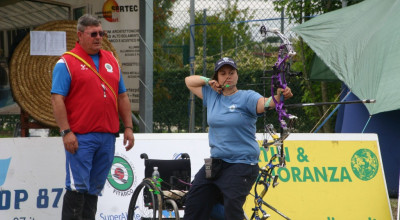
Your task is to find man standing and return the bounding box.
[51,14,134,219]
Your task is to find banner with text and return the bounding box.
[0,134,392,219]
[243,134,392,219]
[92,0,140,111]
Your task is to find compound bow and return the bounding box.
[259,25,375,167]
[260,25,300,168]
[248,25,299,220]
[251,25,376,220]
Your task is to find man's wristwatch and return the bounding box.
[60,129,71,137]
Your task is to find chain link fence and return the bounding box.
[0,0,346,136]
[153,0,332,133]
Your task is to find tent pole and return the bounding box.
[361,115,372,133]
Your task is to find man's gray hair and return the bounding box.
[77,14,101,32]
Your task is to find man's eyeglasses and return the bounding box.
[84,31,106,38]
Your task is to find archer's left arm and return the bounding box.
[118,92,135,151]
[256,87,293,114]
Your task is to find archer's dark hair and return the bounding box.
[212,71,218,81]
[77,14,101,32]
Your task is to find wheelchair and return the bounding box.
[127,153,191,220]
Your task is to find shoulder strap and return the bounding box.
[63,51,118,111]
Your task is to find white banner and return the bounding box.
[91,0,140,111]
[0,137,66,219]
[0,133,391,219]
[98,133,210,219]
[0,134,210,219]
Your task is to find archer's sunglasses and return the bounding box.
[84,31,106,38]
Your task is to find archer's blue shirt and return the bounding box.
[202,86,262,165]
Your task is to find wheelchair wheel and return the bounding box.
[128,179,163,220]
[164,199,180,220]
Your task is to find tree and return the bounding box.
[152,0,264,132]
[169,0,254,65]
[153,0,182,72]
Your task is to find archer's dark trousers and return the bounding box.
[184,161,258,220]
